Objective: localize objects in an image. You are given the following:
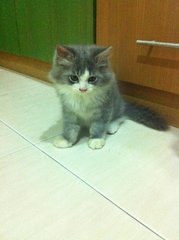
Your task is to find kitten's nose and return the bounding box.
[79,88,87,92]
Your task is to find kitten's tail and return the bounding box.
[124,102,169,131]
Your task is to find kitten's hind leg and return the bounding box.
[88,138,106,150]
[107,117,125,134]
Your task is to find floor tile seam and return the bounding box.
[0,120,167,240]
[0,118,59,145]
[0,145,33,160]
[0,83,49,96]
[33,144,167,240]
[0,67,51,87]
[0,119,58,159]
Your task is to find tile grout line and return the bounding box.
[0,119,167,240]
[33,149,167,240]
[0,118,60,158]
[0,67,52,88]
[0,145,31,160]
[29,149,167,240]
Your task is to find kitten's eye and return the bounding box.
[69,75,79,83]
[88,76,97,84]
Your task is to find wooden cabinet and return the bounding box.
[97,0,179,127]
[0,1,20,55]
[0,0,94,62]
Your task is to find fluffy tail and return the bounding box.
[124,102,168,131]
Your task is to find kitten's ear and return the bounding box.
[56,45,75,65]
[95,46,112,64]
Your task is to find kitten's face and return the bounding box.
[68,69,96,93]
[50,45,113,94]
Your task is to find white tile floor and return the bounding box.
[0,67,179,240]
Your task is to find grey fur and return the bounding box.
[49,44,168,149]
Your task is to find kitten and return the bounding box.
[49,44,168,149]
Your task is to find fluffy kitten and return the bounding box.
[49,44,168,149]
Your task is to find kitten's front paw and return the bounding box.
[53,137,72,148]
[88,138,105,150]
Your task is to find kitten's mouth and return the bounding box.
[79,88,87,93]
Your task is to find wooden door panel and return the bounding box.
[97,0,179,94]
[0,0,94,62]
[0,0,20,55]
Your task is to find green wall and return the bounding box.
[0,0,95,62]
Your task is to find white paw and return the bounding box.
[53,137,72,148]
[88,138,105,149]
[107,118,123,134]
[107,124,119,134]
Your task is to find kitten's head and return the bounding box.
[49,45,114,94]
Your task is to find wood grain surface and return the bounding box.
[97,0,179,94]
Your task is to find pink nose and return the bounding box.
[79,88,87,92]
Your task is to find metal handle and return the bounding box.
[136,40,179,49]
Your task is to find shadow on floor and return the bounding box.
[40,120,89,144]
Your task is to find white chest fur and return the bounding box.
[61,90,99,123]
[56,82,107,124]
[66,93,97,123]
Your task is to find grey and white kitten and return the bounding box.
[49,44,168,149]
